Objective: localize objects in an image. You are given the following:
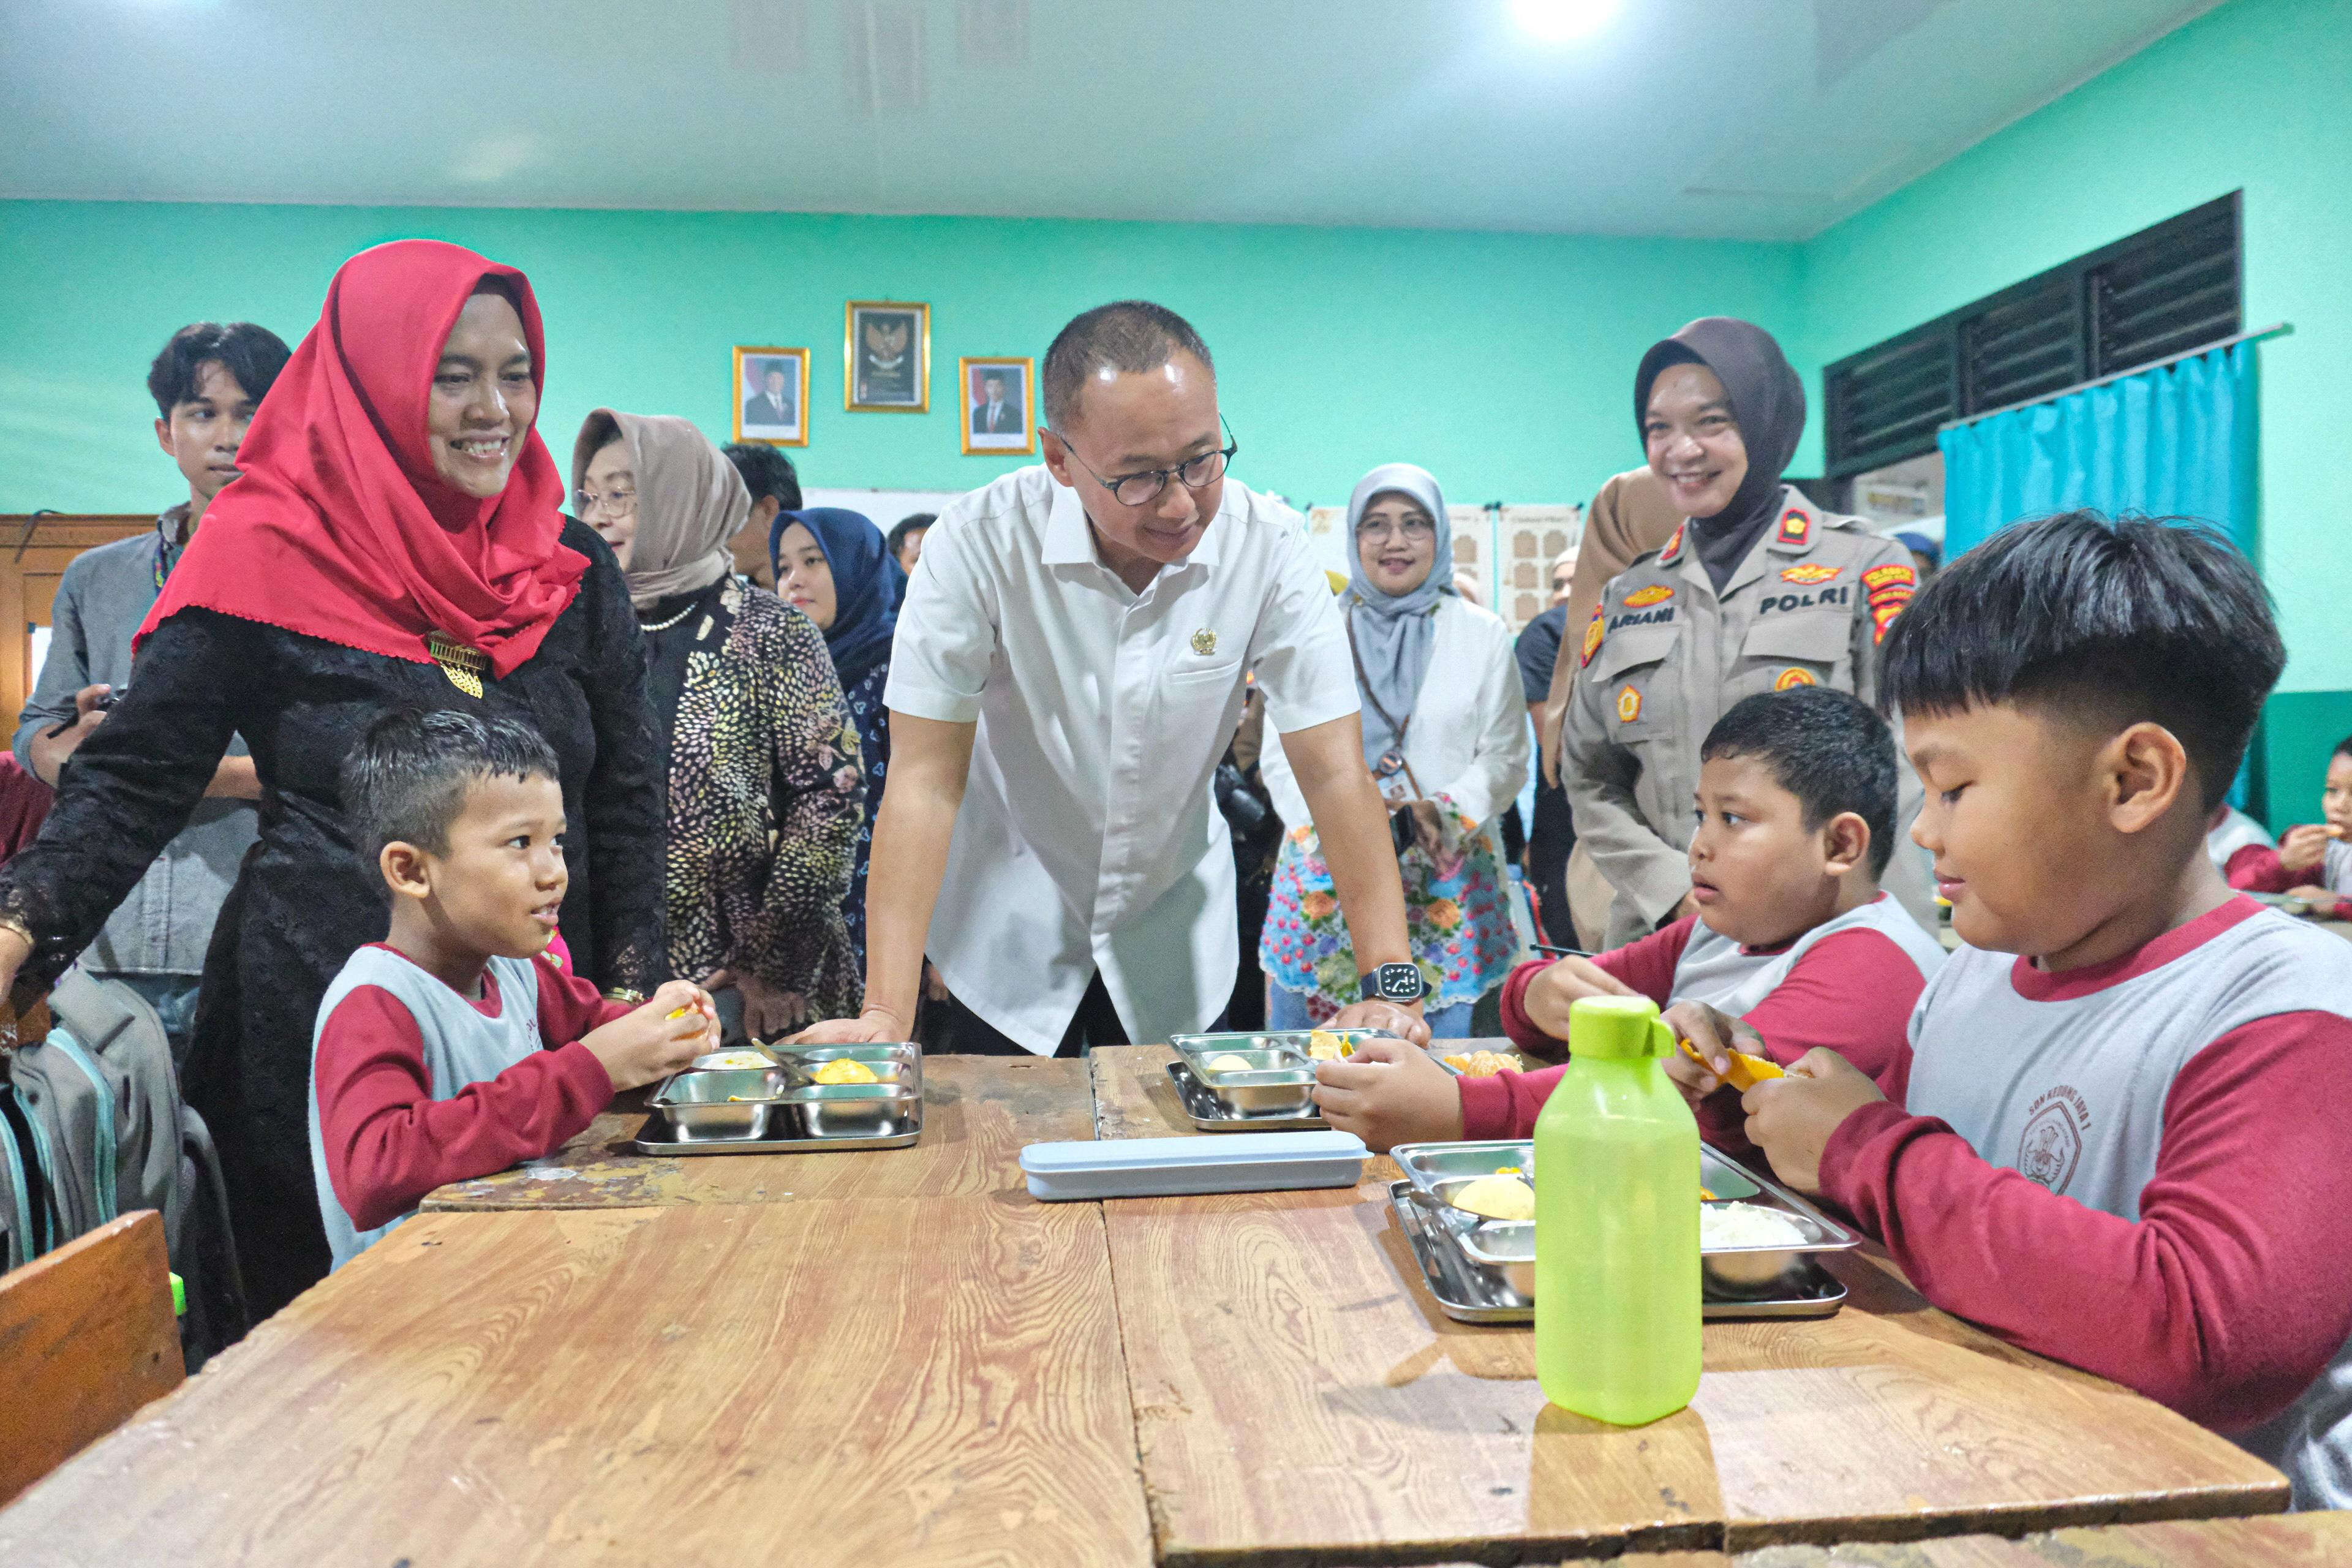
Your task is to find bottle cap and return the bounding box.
[1567,993,1673,1060]
[170,1271,186,1317]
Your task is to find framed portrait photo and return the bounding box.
[957,356,1036,456]
[845,300,930,412]
[733,346,809,447]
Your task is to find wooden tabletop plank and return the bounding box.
[1676,1513,2352,1566]
[1106,1185,2286,1564]
[423,1054,1088,1211]
[0,1198,1152,1568]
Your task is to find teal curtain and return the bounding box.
[1937,339,2262,805]
[1938,339,2258,559]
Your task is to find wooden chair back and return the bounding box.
[0,1209,185,1507]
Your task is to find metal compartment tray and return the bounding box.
[1387,1182,1847,1324]
[1165,1059,1328,1131]
[637,1042,924,1154]
[1390,1139,1858,1299]
[1164,1035,1460,1129]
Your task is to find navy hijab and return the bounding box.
[771,507,905,691]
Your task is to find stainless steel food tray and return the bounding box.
[638,1042,924,1154]
[1390,1139,1858,1298]
[1387,1182,1847,1324]
[1166,1059,1330,1131]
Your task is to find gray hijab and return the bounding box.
[1343,463,1453,778]
[570,409,748,611]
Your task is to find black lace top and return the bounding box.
[0,518,665,1317]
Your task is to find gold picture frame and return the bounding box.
[957,356,1037,456]
[731,346,809,447]
[844,301,930,412]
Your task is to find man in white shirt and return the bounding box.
[799,301,1428,1054]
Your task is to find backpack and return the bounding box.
[0,967,247,1366]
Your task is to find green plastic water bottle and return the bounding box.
[1533,993,1702,1424]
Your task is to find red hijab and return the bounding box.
[137,239,587,677]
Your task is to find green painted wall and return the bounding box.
[0,201,1799,521]
[1792,0,2351,827]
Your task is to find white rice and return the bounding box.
[1700,1201,1807,1251]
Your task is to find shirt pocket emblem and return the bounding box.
[1190,627,1218,656]
[1616,685,1643,724]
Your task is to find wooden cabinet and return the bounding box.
[0,516,153,723]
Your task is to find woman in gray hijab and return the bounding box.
[572,410,865,1038]
[1255,464,1529,1037]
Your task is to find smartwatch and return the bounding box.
[1358,962,1428,1005]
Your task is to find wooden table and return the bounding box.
[423,1054,1091,1211]
[0,1200,1153,1568]
[1645,1511,2352,1566]
[1084,1044,2289,1562]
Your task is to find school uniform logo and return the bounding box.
[1779,564,1840,586]
[1615,685,1642,724]
[1773,668,1817,691]
[1774,509,1811,547]
[1579,604,1605,668]
[1623,584,1675,609]
[2016,1085,2088,1193]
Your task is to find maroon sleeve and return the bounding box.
[2225,845,2296,893]
[1816,1009,2352,1430]
[315,984,616,1232]
[1498,921,1694,1055]
[534,950,633,1045]
[1458,1062,1567,1140]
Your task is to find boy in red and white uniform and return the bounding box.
[1708,513,2352,1509]
[2218,739,2352,918]
[1315,685,1941,1151]
[309,709,718,1268]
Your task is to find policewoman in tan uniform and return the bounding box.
[1562,317,1928,944]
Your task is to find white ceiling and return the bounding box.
[4,0,2218,240]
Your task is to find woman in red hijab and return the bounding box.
[0,241,665,1325]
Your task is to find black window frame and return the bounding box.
[1822,191,2242,480]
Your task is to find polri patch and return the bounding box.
[1658,524,1686,565]
[1774,667,1818,691]
[1779,564,1839,586]
[1580,604,1605,667]
[1774,508,1811,546]
[1863,563,1917,592]
[1622,584,1675,609]
[1615,685,1643,724]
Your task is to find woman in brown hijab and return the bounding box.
[573,412,864,1038]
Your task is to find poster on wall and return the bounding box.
[845,300,930,412]
[958,356,1035,455]
[733,346,809,447]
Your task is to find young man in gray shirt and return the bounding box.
[13,322,288,1057]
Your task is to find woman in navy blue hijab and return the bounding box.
[772,507,905,958]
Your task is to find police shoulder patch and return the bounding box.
[1774,508,1811,546]
[1659,524,1686,565]
[1615,685,1643,724]
[1580,604,1605,668]
[1779,564,1839,586]
[1863,562,1917,592]
[1622,584,1675,609]
[1774,667,1818,692]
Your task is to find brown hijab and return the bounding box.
[571,410,748,611]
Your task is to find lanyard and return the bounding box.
[1344,606,1426,799]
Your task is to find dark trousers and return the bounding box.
[1527,775,1577,947]
[937,971,1131,1057]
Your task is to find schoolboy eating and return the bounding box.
[1314,685,1942,1152]
[309,709,718,1268]
[1725,512,2352,1509]
[2220,735,2352,917]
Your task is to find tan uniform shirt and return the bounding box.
[1561,488,1926,944]
[1540,466,1684,784]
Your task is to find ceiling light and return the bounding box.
[1509,0,1620,43]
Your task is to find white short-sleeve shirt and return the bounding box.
[886,464,1360,1052]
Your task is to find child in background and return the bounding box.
[1726,513,2352,1509]
[1314,687,1942,1152]
[2218,739,2352,917]
[311,709,718,1268]
[2204,801,2276,881]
